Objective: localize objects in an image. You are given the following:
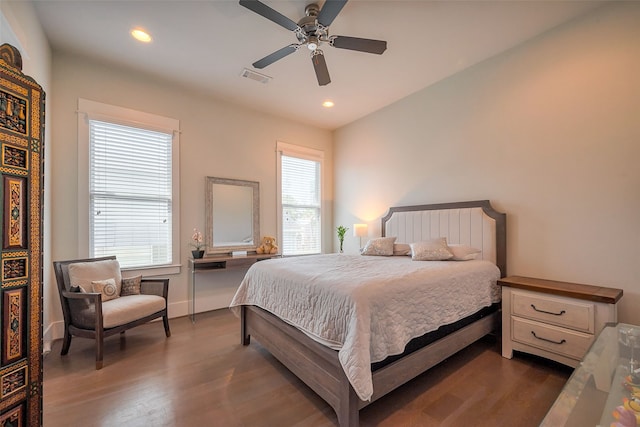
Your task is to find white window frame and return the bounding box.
[276,141,324,256]
[77,98,181,275]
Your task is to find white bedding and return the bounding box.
[229,254,501,401]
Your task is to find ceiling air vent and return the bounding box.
[240,68,272,84]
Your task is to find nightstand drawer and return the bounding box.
[512,290,594,333]
[512,317,593,360]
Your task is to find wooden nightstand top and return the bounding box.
[498,275,623,304]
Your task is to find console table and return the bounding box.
[189,253,278,322]
[541,322,640,426]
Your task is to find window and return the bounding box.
[78,99,180,273]
[277,142,323,256]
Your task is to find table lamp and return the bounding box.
[353,223,368,250]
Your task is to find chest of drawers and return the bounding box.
[499,276,623,367]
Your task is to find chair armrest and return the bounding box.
[140,278,169,299]
[61,290,102,304]
[60,291,103,330]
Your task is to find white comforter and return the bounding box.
[229,254,501,401]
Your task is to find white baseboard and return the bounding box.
[43,320,64,354]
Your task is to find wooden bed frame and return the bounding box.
[240,200,506,426]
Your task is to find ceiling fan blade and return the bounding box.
[332,36,387,54]
[317,0,348,27]
[312,51,331,86]
[239,0,300,31]
[253,45,298,69]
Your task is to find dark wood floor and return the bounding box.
[44,309,572,426]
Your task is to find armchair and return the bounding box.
[53,256,171,369]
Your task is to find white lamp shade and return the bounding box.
[353,223,368,237]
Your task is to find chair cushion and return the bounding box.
[101,295,166,328]
[68,259,123,296]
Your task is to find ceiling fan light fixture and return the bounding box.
[307,36,318,51]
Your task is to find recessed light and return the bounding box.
[131,28,152,43]
[322,100,334,108]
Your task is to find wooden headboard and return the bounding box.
[381,200,507,277]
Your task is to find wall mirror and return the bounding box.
[205,177,260,255]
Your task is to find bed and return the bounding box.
[230,200,506,426]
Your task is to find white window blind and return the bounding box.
[89,120,173,268]
[281,154,321,255]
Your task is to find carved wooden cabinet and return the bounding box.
[0,44,45,426]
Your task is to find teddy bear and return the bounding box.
[256,235,278,254]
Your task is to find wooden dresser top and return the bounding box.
[498,275,623,304]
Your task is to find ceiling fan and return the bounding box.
[239,0,387,86]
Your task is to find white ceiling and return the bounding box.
[32,0,602,130]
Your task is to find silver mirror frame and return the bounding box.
[205,176,260,255]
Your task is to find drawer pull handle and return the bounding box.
[530,304,566,316]
[531,331,567,345]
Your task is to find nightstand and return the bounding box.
[499,276,623,367]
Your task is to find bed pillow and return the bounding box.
[361,237,397,256]
[410,238,453,261]
[91,278,120,302]
[448,244,481,261]
[393,243,411,256]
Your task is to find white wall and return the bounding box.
[1,1,53,350]
[334,3,640,324]
[48,51,333,340]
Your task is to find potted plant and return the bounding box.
[336,225,349,253]
[190,228,205,258]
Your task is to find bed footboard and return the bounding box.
[368,310,498,405]
[242,305,360,426]
[241,306,361,427]
[241,305,498,426]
